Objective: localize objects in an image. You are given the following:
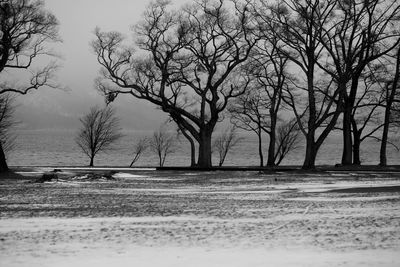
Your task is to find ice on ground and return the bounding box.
[1,245,399,267]
[2,170,400,267]
[276,181,400,193]
[112,172,148,179]
[286,195,400,202]
[57,167,156,171]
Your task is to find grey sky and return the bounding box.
[15,0,187,131]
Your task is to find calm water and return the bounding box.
[7,129,400,167]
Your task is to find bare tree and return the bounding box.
[346,67,393,165]
[0,94,16,172]
[129,137,148,167]
[315,0,400,165]
[75,106,122,167]
[255,0,342,169]
[274,119,301,166]
[229,34,289,167]
[0,0,60,96]
[92,0,257,168]
[213,126,242,167]
[150,127,175,167]
[0,0,59,172]
[229,88,268,166]
[380,43,400,166]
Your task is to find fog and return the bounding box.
[14,0,189,131]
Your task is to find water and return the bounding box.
[7,129,400,167]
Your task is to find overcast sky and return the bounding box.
[15,0,188,131]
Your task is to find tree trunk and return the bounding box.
[197,129,212,168]
[89,156,94,167]
[257,129,264,167]
[180,128,196,167]
[302,132,317,170]
[266,137,275,167]
[302,66,317,170]
[352,134,361,166]
[0,141,9,173]
[379,108,390,166]
[342,77,359,165]
[266,120,276,167]
[341,106,353,165]
[353,141,361,165]
[351,118,361,165]
[380,46,400,166]
[189,139,196,167]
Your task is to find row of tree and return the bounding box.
[93,0,400,169]
[1,0,400,172]
[75,106,244,167]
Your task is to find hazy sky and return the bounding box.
[15,0,187,131]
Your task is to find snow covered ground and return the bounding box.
[1,169,400,266]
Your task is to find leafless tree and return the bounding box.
[213,126,242,167]
[92,0,258,168]
[150,127,175,167]
[129,137,148,167]
[350,71,386,165]
[274,118,301,166]
[229,34,289,167]
[0,94,16,172]
[75,106,122,167]
[0,0,60,96]
[332,65,390,165]
[254,0,342,169]
[315,0,400,165]
[229,88,268,166]
[0,0,59,172]
[380,43,400,166]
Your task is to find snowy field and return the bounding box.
[1,169,400,267]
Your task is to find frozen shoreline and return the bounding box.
[1,170,399,266]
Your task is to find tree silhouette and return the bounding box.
[76,106,122,167]
[257,0,341,169]
[0,95,16,172]
[92,0,257,168]
[0,0,59,172]
[150,127,175,167]
[129,138,148,167]
[315,0,400,165]
[229,34,290,167]
[0,0,59,95]
[213,127,242,167]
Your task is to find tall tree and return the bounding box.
[0,0,59,172]
[316,0,400,165]
[256,0,342,169]
[229,88,268,166]
[349,69,386,165]
[229,36,293,167]
[93,0,257,168]
[380,44,400,166]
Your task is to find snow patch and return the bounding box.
[112,173,148,179]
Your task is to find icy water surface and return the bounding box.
[8,129,400,167]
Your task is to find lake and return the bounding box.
[7,129,400,167]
